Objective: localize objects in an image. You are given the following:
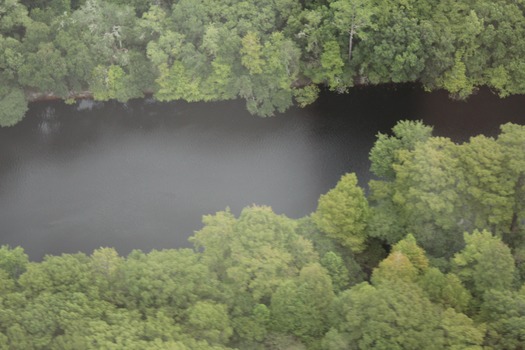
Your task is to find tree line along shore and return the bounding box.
[2,0,525,125]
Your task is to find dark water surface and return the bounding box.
[1,85,524,260]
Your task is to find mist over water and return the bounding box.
[1,85,524,260]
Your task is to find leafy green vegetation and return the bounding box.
[1,121,524,349]
[2,0,525,125]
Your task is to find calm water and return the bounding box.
[1,85,524,260]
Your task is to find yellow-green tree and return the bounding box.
[313,173,369,253]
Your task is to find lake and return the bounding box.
[1,85,524,260]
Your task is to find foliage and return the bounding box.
[312,173,369,253]
[0,87,28,127]
[320,252,350,293]
[478,289,525,349]
[0,121,524,348]
[293,85,319,108]
[0,245,28,279]
[4,0,525,125]
[270,263,334,343]
[417,268,472,313]
[186,301,233,345]
[369,120,433,179]
[391,234,428,272]
[324,282,483,350]
[4,0,525,335]
[369,120,525,260]
[452,230,516,297]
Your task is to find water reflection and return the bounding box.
[37,106,60,138]
[77,99,103,111]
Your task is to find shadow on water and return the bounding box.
[0,85,524,260]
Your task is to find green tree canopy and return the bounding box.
[452,230,516,298]
[369,120,433,179]
[270,263,334,343]
[312,173,369,253]
[0,87,28,127]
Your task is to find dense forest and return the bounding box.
[2,0,525,125]
[0,121,523,349]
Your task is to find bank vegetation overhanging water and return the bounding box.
[2,0,525,126]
